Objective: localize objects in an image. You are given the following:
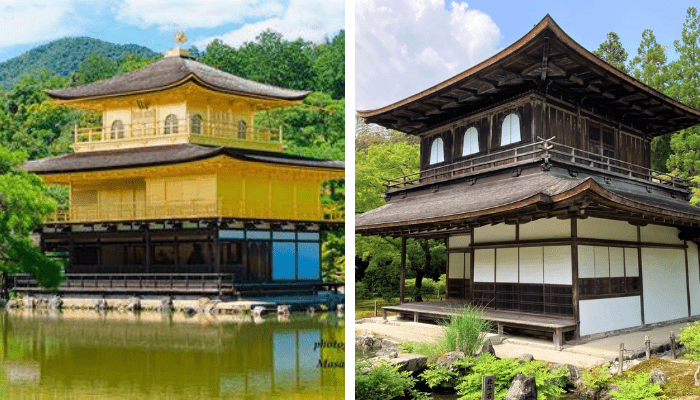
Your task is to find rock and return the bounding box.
[252,306,265,316]
[95,299,107,311]
[197,297,210,309]
[277,305,291,315]
[375,348,399,358]
[337,304,345,313]
[159,297,173,312]
[48,296,62,310]
[203,300,220,314]
[550,363,581,387]
[518,353,535,364]
[6,299,18,308]
[649,369,668,385]
[307,306,317,314]
[437,351,466,372]
[505,373,537,400]
[23,297,35,309]
[380,338,400,348]
[475,342,496,357]
[599,384,621,400]
[371,353,427,372]
[360,336,381,350]
[125,297,141,312]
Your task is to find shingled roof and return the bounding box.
[23,144,344,174]
[47,54,310,101]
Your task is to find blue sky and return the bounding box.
[356,0,696,110]
[0,0,344,62]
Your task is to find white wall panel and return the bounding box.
[625,248,639,277]
[473,224,516,243]
[642,248,688,324]
[474,249,495,282]
[579,245,595,278]
[544,246,572,284]
[448,253,465,279]
[519,218,570,241]
[579,296,642,336]
[519,247,543,284]
[641,224,683,245]
[496,247,518,283]
[609,248,625,277]
[448,235,470,248]
[594,246,610,278]
[578,217,637,242]
[688,242,700,316]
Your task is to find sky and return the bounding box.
[355,0,697,111]
[0,0,344,62]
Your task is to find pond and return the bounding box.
[0,309,344,399]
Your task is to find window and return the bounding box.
[429,137,444,164]
[462,127,479,156]
[500,113,521,146]
[190,114,202,134]
[237,120,247,139]
[110,120,124,140]
[164,114,178,135]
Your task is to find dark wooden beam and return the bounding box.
[400,235,407,304]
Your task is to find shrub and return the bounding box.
[582,365,613,389]
[611,372,666,400]
[355,360,430,400]
[436,274,446,297]
[356,281,372,300]
[419,363,459,389]
[680,321,700,361]
[437,305,491,356]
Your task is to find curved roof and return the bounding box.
[47,54,310,101]
[359,15,700,136]
[23,144,344,174]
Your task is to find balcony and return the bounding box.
[73,118,284,153]
[47,199,344,224]
[383,138,692,192]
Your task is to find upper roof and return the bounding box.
[358,15,700,137]
[23,143,344,174]
[47,54,310,101]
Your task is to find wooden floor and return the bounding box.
[383,301,578,350]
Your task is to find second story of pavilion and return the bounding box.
[358,15,700,196]
[47,48,309,153]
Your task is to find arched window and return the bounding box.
[164,114,179,135]
[429,137,444,164]
[190,114,203,135]
[500,113,521,146]
[237,120,247,139]
[462,127,479,156]
[110,120,124,140]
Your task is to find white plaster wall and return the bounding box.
[625,248,639,277]
[519,247,543,284]
[594,246,610,278]
[104,108,132,132]
[474,249,495,282]
[642,247,688,324]
[544,246,572,284]
[578,217,637,242]
[640,224,683,245]
[496,248,518,283]
[609,247,625,277]
[688,242,700,316]
[579,296,642,336]
[473,224,516,243]
[448,253,465,279]
[519,218,570,241]
[579,245,595,278]
[448,235,470,248]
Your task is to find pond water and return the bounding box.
[0,309,344,400]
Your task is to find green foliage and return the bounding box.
[679,321,700,360]
[355,360,430,400]
[0,37,156,88]
[593,32,629,72]
[356,281,372,300]
[582,365,613,389]
[398,341,443,360]
[611,372,666,400]
[437,305,491,356]
[419,363,459,389]
[455,353,568,400]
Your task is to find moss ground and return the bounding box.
[618,358,700,398]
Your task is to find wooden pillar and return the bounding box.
[638,225,645,326]
[571,218,580,339]
[686,240,692,318]
[400,235,407,304]
[144,228,151,273]
[215,228,221,275]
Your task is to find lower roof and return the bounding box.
[23,144,345,174]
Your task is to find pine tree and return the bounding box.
[593,32,629,72]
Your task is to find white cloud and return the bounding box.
[194,0,344,48]
[0,1,80,47]
[356,0,500,111]
[116,0,285,29]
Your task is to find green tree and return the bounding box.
[313,31,345,99]
[0,147,64,289]
[70,53,118,85]
[593,32,629,72]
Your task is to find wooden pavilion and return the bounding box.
[17,46,344,297]
[356,15,700,345]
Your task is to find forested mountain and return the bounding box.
[0,37,157,88]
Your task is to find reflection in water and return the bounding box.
[0,309,344,399]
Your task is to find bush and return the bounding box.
[356,281,372,300]
[419,363,459,389]
[611,372,666,400]
[680,321,700,361]
[437,305,491,356]
[582,365,613,389]
[436,274,446,297]
[355,360,430,400]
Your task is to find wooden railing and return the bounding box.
[383,138,692,191]
[11,273,235,293]
[47,198,344,224]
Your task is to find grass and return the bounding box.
[437,305,491,356]
[616,358,700,398]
